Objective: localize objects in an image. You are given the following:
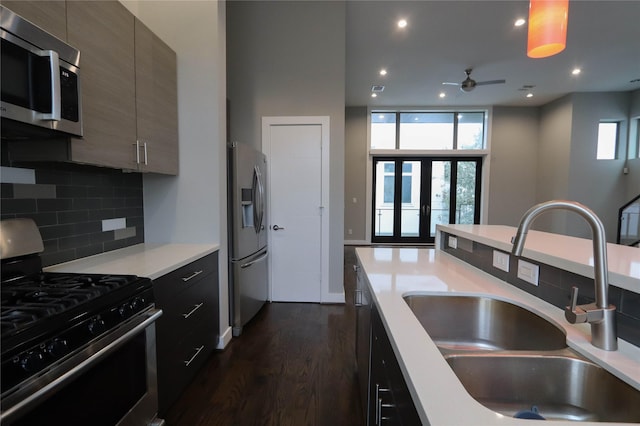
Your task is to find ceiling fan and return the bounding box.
[443,68,506,92]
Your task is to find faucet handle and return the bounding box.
[569,286,579,311]
[565,286,588,323]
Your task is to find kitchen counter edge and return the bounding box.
[44,243,220,280]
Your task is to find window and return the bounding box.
[371,113,396,149]
[596,122,619,160]
[371,111,486,150]
[372,157,482,243]
[400,113,453,149]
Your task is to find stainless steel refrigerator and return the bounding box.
[228,142,268,336]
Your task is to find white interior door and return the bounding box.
[264,120,325,302]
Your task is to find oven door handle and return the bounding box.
[1,308,163,423]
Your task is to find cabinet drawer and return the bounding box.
[157,277,217,349]
[157,331,215,414]
[154,252,217,299]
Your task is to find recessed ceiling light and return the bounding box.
[514,18,526,27]
[439,92,446,98]
[379,69,387,76]
[526,93,534,98]
[397,19,407,29]
[572,68,581,75]
[371,93,377,98]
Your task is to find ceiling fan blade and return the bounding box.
[442,82,460,86]
[476,79,506,86]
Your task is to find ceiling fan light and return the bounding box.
[527,0,569,58]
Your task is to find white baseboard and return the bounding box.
[322,292,345,304]
[344,239,369,245]
[217,326,233,349]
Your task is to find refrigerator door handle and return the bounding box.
[240,251,269,269]
[255,166,265,231]
[252,165,266,233]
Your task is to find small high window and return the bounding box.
[371,111,486,150]
[596,122,619,160]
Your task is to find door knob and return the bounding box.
[272,225,285,231]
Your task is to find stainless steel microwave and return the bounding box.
[1,6,82,138]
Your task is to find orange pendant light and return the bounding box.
[527,0,569,58]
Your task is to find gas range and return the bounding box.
[0,218,162,425]
[1,271,153,394]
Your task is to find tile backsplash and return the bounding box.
[1,165,144,267]
[441,232,640,347]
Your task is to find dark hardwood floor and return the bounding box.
[164,248,364,426]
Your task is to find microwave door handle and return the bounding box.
[37,50,61,122]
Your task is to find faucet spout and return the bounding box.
[510,200,618,351]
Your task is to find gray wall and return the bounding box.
[488,107,539,226]
[121,0,229,342]
[628,89,640,199]
[536,95,573,236]
[345,107,368,241]
[227,1,346,296]
[533,92,632,240]
[567,92,630,239]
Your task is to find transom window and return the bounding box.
[371,111,486,150]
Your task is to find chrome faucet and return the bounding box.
[511,200,618,351]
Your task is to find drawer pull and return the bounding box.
[182,270,203,282]
[184,345,205,367]
[182,302,204,319]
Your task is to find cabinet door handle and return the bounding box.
[375,384,381,425]
[182,270,203,282]
[376,385,392,425]
[143,142,148,165]
[184,345,205,367]
[182,302,204,319]
[354,289,363,306]
[134,141,140,164]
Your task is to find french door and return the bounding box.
[372,157,482,244]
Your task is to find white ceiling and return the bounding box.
[346,0,640,108]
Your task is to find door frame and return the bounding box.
[261,116,334,303]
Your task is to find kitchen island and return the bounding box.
[356,224,640,425]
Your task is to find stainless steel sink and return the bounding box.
[403,294,567,351]
[446,354,640,423]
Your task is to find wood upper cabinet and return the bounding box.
[3,0,179,174]
[66,1,138,170]
[1,1,67,41]
[134,18,179,175]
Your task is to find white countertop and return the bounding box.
[356,245,640,426]
[440,224,640,293]
[44,243,219,280]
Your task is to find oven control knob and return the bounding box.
[119,302,134,318]
[21,351,45,373]
[46,339,69,358]
[88,318,106,335]
[131,297,146,311]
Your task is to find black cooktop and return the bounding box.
[1,272,152,357]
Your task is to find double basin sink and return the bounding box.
[403,294,640,423]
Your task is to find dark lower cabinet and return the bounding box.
[154,251,219,415]
[355,263,373,423]
[368,305,422,426]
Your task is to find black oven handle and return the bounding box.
[1,308,163,423]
